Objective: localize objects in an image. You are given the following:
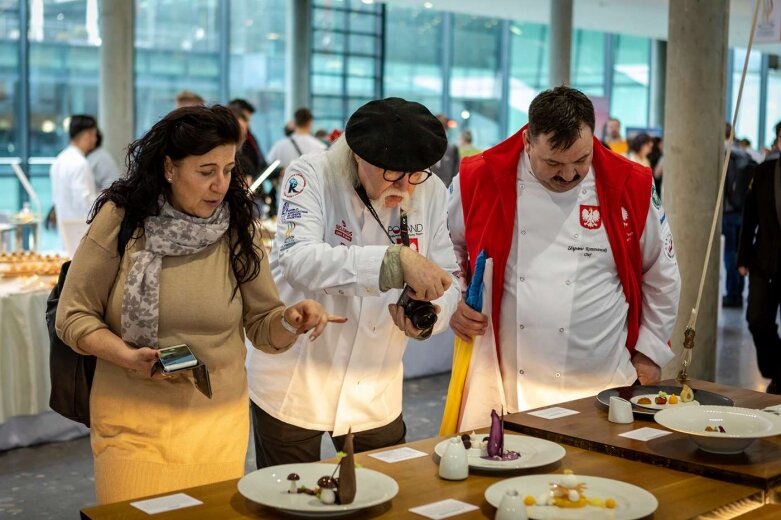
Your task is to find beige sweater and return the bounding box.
[56,201,288,503]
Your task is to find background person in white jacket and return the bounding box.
[246,97,461,467]
[50,114,98,222]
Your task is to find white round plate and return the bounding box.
[238,463,399,517]
[629,394,700,410]
[654,405,781,454]
[485,474,658,520]
[434,434,566,471]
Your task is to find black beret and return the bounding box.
[345,97,448,172]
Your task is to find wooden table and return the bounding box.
[734,504,781,519]
[504,379,781,491]
[81,434,761,519]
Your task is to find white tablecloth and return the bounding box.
[0,278,87,450]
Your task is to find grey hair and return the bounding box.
[325,135,360,188]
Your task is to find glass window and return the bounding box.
[229,0,288,156]
[384,6,443,114]
[0,0,19,159]
[729,48,762,147]
[610,34,650,130]
[29,0,100,158]
[508,22,547,134]
[450,14,503,148]
[134,0,222,136]
[311,0,381,129]
[313,29,345,53]
[765,59,781,151]
[572,29,604,97]
[313,7,345,32]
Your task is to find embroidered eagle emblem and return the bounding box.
[579,205,602,229]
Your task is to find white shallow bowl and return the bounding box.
[654,405,781,454]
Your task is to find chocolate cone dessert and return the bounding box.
[337,428,357,504]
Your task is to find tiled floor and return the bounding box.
[0,306,770,518]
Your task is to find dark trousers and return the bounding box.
[250,402,406,468]
[747,274,781,380]
[722,212,745,303]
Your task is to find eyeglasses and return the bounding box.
[382,169,433,185]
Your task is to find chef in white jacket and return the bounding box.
[247,98,461,467]
[448,86,681,412]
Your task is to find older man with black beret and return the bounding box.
[246,97,460,467]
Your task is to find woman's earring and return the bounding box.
[166,175,173,182]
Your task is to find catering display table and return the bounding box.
[504,379,781,491]
[0,277,87,450]
[80,432,762,519]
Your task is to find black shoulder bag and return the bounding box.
[46,213,135,427]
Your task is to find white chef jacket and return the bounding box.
[267,134,327,168]
[50,145,97,221]
[247,151,461,436]
[448,152,681,412]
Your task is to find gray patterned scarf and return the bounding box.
[121,200,230,347]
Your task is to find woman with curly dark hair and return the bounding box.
[56,105,345,504]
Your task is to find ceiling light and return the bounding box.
[423,2,433,8]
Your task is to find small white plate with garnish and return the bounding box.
[434,434,565,471]
[629,393,700,410]
[238,463,398,517]
[485,473,658,519]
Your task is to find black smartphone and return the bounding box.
[157,344,198,374]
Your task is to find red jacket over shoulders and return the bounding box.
[458,126,652,360]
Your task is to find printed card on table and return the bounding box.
[130,493,203,515]
[369,446,428,463]
[619,427,673,441]
[409,499,480,519]
[527,406,580,419]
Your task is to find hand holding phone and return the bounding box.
[157,344,198,374]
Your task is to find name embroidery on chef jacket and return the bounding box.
[569,204,609,257]
[388,222,423,252]
[279,201,309,222]
[334,220,353,243]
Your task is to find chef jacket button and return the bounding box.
[521,229,527,235]
[573,233,579,239]
[555,372,561,378]
[519,276,525,282]
[565,280,572,285]
[519,369,525,375]
[581,189,587,195]
[519,324,525,330]
[559,327,565,333]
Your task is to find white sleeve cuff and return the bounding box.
[634,326,676,368]
[356,245,389,296]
